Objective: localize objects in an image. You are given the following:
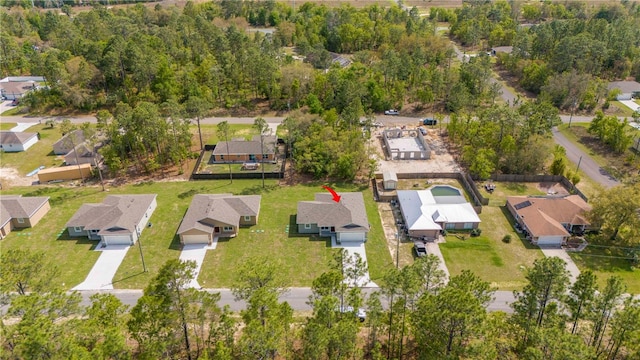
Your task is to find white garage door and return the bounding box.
[339,232,365,242]
[103,235,132,246]
[536,236,564,247]
[182,234,210,245]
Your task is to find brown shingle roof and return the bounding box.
[66,194,156,235]
[296,192,370,232]
[177,194,261,234]
[507,195,591,238]
[0,195,50,226]
[212,136,277,156]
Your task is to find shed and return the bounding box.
[37,164,92,183]
[383,171,398,190]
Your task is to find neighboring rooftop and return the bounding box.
[0,195,50,226]
[66,194,157,236]
[0,131,37,145]
[607,80,640,93]
[177,194,261,234]
[212,135,277,156]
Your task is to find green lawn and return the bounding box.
[0,124,66,175]
[198,124,257,145]
[1,107,21,116]
[1,180,392,290]
[570,245,640,294]
[439,206,545,290]
[0,121,17,130]
[198,160,281,174]
[475,181,545,207]
[611,101,636,117]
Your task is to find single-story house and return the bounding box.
[65,143,101,166]
[397,186,481,239]
[37,163,92,183]
[176,194,261,245]
[383,171,398,190]
[53,130,86,155]
[297,192,370,243]
[0,131,38,152]
[66,194,157,246]
[607,81,640,101]
[0,195,50,239]
[506,195,592,247]
[210,135,277,163]
[0,79,37,100]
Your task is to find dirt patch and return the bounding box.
[536,182,569,196]
[0,167,36,188]
[377,202,414,268]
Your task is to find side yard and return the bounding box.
[570,245,640,294]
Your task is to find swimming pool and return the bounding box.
[430,185,462,197]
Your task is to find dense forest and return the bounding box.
[2,249,639,359]
[3,1,639,179]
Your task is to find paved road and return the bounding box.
[552,127,619,188]
[71,287,516,313]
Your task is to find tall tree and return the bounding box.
[511,257,570,345]
[253,117,270,189]
[0,249,59,300]
[185,96,209,151]
[567,270,597,334]
[216,120,234,183]
[587,184,640,244]
[233,257,291,359]
[589,276,626,354]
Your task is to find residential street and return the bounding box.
[552,127,619,188]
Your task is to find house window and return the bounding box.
[220,155,224,160]
[463,223,474,229]
[16,218,25,224]
[90,229,98,233]
[304,224,311,230]
[262,154,268,159]
[244,216,251,221]
[445,223,455,230]
[74,226,82,232]
[223,226,233,232]
[249,154,256,161]
[320,226,330,231]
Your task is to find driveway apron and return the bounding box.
[73,245,130,290]
[331,237,378,288]
[179,240,218,289]
[540,247,581,284]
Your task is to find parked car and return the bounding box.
[414,241,427,257]
[384,109,400,115]
[373,121,384,128]
[418,127,427,135]
[422,118,437,126]
[339,306,367,322]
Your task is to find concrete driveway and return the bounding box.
[539,247,581,284]
[179,240,218,289]
[73,245,130,291]
[425,241,450,283]
[619,100,639,112]
[331,237,377,288]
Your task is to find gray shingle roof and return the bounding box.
[0,195,50,226]
[296,192,369,232]
[0,131,37,146]
[66,194,157,235]
[177,194,262,234]
[212,136,277,156]
[607,81,640,93]
[53,130,86,155]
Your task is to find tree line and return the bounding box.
[2,248,639,359]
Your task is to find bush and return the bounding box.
[502,234,512,243]
[470,228,482,237]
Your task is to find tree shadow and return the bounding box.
[238,184,279,195]
[504,182,527,193]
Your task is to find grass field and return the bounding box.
[198,160,281,174]
[570,245,640,294]
[199,124,257,145]
[439,206,545,290]
[0,124,66,175]
[0,122,17,130]
[1,179,392,289]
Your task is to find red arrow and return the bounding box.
[322,185,341,203]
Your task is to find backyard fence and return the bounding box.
[490,174,588,202]
[191,145,287,180]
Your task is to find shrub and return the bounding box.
[502,234,512,243]
[470,228,482,237]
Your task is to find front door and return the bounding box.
[214,227,220,233]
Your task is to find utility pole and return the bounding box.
[395,232,400,268]
[568,100,577,128]
[575,155,583,173]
